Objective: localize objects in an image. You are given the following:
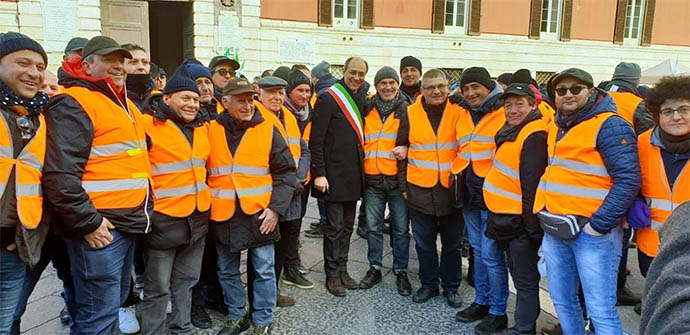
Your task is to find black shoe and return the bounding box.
[634,302,641,315]
[252,323,272,335]
[359,267,382,289]
[304,226,324,238]
[395,271,412,296]
[282,266,314,289]
[443,290,463,308]
[59,306,71,325]
[475,314,508,334]
[191,304,212,329]
[412,287,439,303]
[217,314,250,335]
[540,323,562,335]
[456,302,489,323]
[616,286,641,306]
[356,226,367,239]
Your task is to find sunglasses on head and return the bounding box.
[16,116,34,140]
[555,85,588,96]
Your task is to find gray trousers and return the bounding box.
[139,237,205,335]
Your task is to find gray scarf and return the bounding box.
[373,92,402,120]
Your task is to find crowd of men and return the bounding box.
[0,30,688,335]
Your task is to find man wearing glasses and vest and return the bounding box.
[43,36,153,335]
[534,68,640,335]
[208,77,296,335]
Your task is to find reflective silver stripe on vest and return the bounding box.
[538,180,609,200]
[208,165,232,176]
[15,183,41,197]
[155,182,208,199]
[0,182,5,198]
[82,178,148,193]
[233,165,270,176]
[365,132,397,142]
[236,184,272,197]
[471,150,494,160]
[19,151,43,171]
[152,161,192,176]
[211,189,236,199]
[408,158,437,169]
[651,220,663,232]
[492,160,519,179]
[460,151,471,159]
[483,180,521,201]
[192,158,206,167]
[0,145,11,158]
[287,137,301,146]
[410,143,437,150]
[437,142,458,150]
[458,134,471,146]
[648,197,673,212]
[550,157,609,177]
[471,134,494,143]
[365,151,395,159]
[439,162,451,171]
[90,141,140,157]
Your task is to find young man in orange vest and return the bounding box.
[534,68,640,334]
[399,56,422,101]
[627,75,689,313]
[0,32,49,334]
[401,68,470,308]
[483,84,548,335]
[44,36,153,335]
[137,67,211,335]
[453,67,510,333]
[209,77,296,335]
[358,66,412,294]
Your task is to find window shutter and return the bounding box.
[613,0,629,45]
[640,0,655,46]
[431,0,445,34]
[467,0,482,36]
[559,0,573,41]
[361,0,374,29]
[318,0,333,27]
[528,0,542,40]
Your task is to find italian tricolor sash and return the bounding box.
[326,83,363,147]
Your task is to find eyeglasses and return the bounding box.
[660,105,690,118]
[214,69,236,77]
[15,116,34,140]
[422,84,448,91]
[555,85,588,96]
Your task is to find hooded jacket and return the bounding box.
[44,56,154,237]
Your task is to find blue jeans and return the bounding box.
[463,209,508,316]
[317,198,327,225]
[64,230,136,335]
[543,227,623,335]
[216,243,275,326]
[364,186,409,270]
[409,209,463,291]
[0,249,25,335]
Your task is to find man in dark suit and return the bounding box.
[309,57,369,297]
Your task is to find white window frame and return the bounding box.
[333,0,360,28]
[540,0,562,38]
[624,0,645,44]
[445,0,468,31]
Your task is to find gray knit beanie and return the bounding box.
[374,66,400,85]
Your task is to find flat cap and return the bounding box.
[258,76,288,90]
[552,68,594,88]
[222,77,256,96]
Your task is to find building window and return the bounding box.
[536,71,556,86]
[445,0,467,28]
[540,0,561,34]
[624,0,644,39]
[333,0,359,27]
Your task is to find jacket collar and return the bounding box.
[58,56,130,110]
[555,88,617,130]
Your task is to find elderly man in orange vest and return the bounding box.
[44,36,153,335]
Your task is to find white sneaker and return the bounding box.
[166,300,172,314]
[118,306,140,334]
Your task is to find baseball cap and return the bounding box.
[208,56,240,72]
[64,37,88,55]
[81,36,132,59]
[222,77,256,96]
[501,83,535,100]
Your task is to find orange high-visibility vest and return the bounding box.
[0,112,46,228]
[61,86,151,210]
[483,118,547,214]
[608,91,641,126]
[302,121,312,184]
[142,114,211,217]
[216,102,224,115]
[533,112,616,216]
[255,102,301,168]
[538,101,555,124]
[310,94,317,109]
[637,128,690,257]
[465,108,506,178]
[364,107,400,176]
[206,118,274,221]
[407,100,473,188]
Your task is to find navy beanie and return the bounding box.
[163,65,200,95]
[273,66,290,81]
[460,67,495,90]
[182,58,212,81]
[0,32,48,65]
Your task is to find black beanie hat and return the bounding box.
[273,66,290,81]
[287,69,311,94]
[0,32,48,65]
[510,69,534,85]
[400,56,422,74]
[460,67,495,90]
[163,65,200,95]
[497,73,512,85]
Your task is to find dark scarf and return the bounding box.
[495,108,542,148]
[659,127,690,154]
[400,81,421,99]
[373,92,403,120]
[284,96,310,121]
[0,81,48,116]
[126,73,153,95]
[555,91,598,130]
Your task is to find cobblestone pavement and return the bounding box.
[19,199,643,334]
